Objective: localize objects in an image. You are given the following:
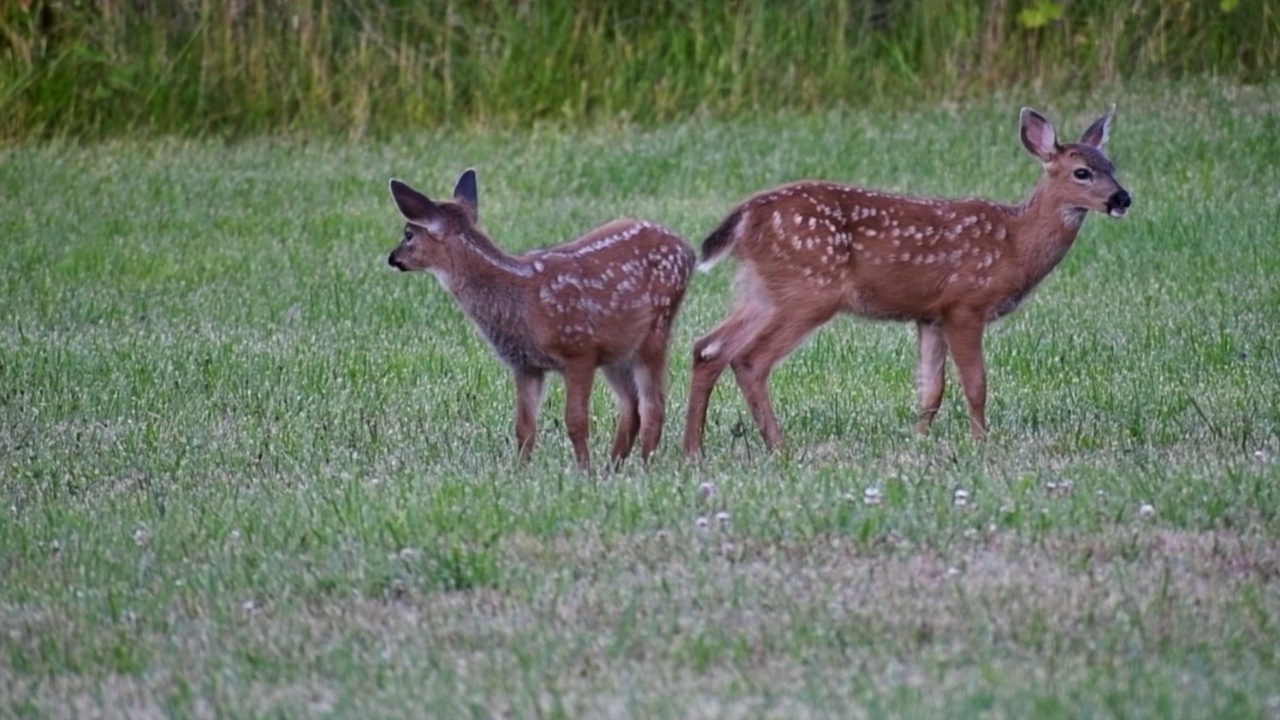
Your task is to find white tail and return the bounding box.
[683,106,1131,457]
[388,169,695,469]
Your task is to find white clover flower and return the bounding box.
[698,482,715,498]
[695,516,710,529]
[863,487,883,506]
[715,511,731,526]
[1139,503,1156,518]
[953,489,970,508]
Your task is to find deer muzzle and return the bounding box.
[1106,188,1132,218]
[388,252,409,271]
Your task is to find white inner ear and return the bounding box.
[1096,116,1112,146]
[1030,123,1057,156]
[408,217,444,236]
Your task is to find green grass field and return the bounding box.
[3,79,1279,718]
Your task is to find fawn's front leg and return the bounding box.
[942,316,988,439]
[562,358,598,469]
[514,368,546,461]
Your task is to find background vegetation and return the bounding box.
[1,0,1278,140]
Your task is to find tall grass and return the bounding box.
[1,0,1277,141]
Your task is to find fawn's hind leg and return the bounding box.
[602,363,641,465]
[728,306,835,451]
[914,321,948,433]
[634,327,673,461]
[683,302,768,458]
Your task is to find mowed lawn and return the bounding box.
[2,80,1279,718]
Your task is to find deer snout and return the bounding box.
[388,252,409,271]
[1106,189,1132,218]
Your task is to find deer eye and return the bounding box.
[1073,168,1092,181]
[403,228,414,242]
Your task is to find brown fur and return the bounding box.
[683,107,1131,456]
[388,169,695,469]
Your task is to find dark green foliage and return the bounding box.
[1,0,1277,140]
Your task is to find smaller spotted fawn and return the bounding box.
[388,169,695,469]
[684,106,1131,457]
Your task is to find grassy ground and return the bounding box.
[2,79,1279,718]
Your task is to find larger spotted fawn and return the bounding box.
[387,169,694,469]
[683,106,1131,457]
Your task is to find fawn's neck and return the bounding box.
[453,265,529,328]
[450,232,532,321]
[445,232,546,368]
[1005,179,1090,285]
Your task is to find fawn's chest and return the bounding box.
[986,233,1079,320]
[477,324,561,371]
[457,289,561,372]
[989,283,1039,320]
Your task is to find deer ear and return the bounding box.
[1078,104,1115,149]
[1019,107,1059,164]
[389,179,437,223]
[453,168,479,219]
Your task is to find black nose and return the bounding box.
[1111,190,1132,209]
[388,253,405,271]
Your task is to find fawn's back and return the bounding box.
[525,219,694,365]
